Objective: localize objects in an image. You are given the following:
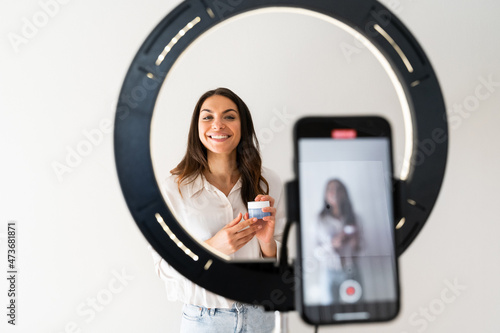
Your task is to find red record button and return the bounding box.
[340,279,362,303]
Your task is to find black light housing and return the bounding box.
[114,0,448,311]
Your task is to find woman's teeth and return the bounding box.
[211,135,229,139]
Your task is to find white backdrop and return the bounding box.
[1,0,500,332]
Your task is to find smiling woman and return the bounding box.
[151,87,285,332]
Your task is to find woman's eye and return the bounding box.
[201,115,236,121]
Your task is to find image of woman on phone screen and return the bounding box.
[150,87,285,332]
[314,179,362,304]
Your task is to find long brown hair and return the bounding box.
[320,179,356,226]
[170,87,269,204]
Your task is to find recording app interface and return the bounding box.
[298,137,397,312]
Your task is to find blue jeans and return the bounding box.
[180,302,276,333]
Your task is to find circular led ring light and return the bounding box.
[114,0,448,311]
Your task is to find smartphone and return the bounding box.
[294,116,400,325]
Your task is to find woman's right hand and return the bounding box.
[205,213,259,255]
[332,233,345,250]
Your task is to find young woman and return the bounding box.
[151,88,285,332]
[315,179,362,304]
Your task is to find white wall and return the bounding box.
[1,0,499,332]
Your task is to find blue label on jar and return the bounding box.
[248,208,270,220]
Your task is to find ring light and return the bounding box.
[114,0,448,310]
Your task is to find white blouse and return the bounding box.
[150,166,285,308]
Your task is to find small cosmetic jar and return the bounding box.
[248,201,271,220]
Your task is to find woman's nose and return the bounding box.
[212,118,225,129]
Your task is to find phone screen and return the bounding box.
[296,117,399,324]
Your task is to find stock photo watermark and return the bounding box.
[206,0,244,20]
[395,126,447,171]
[116,68,162,121]
[393,73,499,171]
[340,0,417,63]
[51,63,163,182]
[257,107,296,151]
[51,118,113,183]
[5,221,18,325]
[7,0,73,53]
[401,278,467,333]
[56,268,135,333]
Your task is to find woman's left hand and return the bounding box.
[245,194,277,257]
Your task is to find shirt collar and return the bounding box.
[186,173,242,197]
[186,173,206,198]
[229,177,242,195]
